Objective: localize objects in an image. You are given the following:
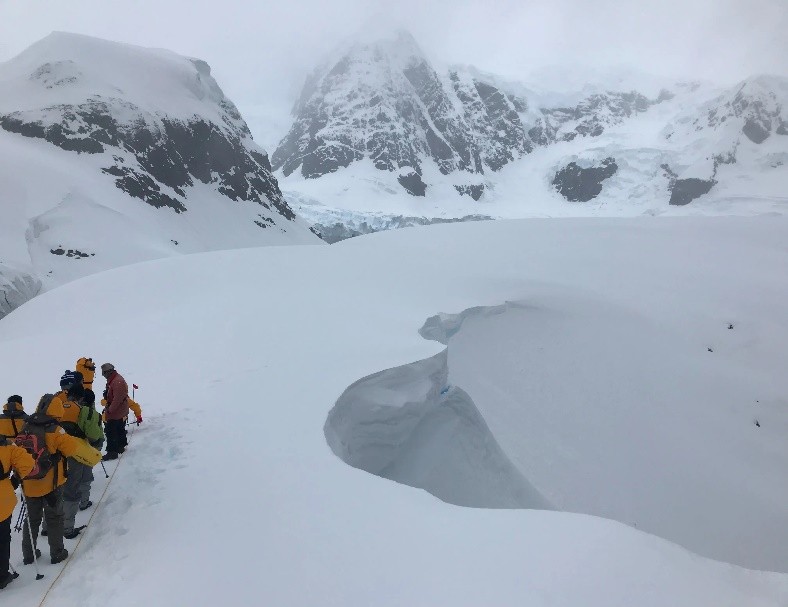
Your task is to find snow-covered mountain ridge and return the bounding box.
[0,32,321,317]
[272,32,787,225]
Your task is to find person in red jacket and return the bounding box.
[101,363,129,461]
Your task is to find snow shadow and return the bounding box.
[324,345,551,509]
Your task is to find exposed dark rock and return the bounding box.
[50,247,94,258]
[254,214,275,229]
[398,172,427,196]
[1,94,293,219]
[535,91,653,145]
[743,118,770,143]
[552,157,618,202]
[454,184,484,200]
[669,178,716,205]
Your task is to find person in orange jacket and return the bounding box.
[0,436,34,590]
[40,370,82,422]
[0,396,27,438]
[19,397,101,566]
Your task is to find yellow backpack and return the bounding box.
[76,357,96,390]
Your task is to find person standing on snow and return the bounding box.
[18,398,101,566]
[75,357,96,391]
[56,385,100,538]
[41,370,83,422]
[101,363,129,461]
[75,390,103,514]
[0,436,34,590]
[0,395,27,438]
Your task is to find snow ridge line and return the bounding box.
[37,422,139,607]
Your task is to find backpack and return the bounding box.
[78,405,104,443]
[14,414,61,481]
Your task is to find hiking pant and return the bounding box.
[80,439,103,508]
[62,459,93,534]
[22,489,64,561]
[105,419,127,454]
[0,515,10,579]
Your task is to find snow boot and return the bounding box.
[23,548,41,565]
[0,571,19,590]
[102,452,118,461]
[79,500,93,511]
[64,526,86,540]
[51,549,68,565]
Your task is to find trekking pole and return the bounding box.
[20,493,44,580]
[13,499,26,532]
[100,460,109,479]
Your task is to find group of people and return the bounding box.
[0,358,143,591]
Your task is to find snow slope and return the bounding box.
[0,216,787,605]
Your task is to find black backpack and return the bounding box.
[15,414,61,481]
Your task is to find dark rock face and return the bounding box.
[533,91,652,146]
[454,184,484,200]
[272,34,670,201]
[450,72,531,171]
[552,158,618,202]
[398,172,427,196]
[669,178,716,206]
[680,79,785,146]
[273,37,538,186]
[743,118,771,144]
[0,72,294,220]
[50,247,95,258]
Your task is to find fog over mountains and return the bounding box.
[0,30,785,311]
[270,31,787,238]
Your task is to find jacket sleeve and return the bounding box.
[11,444,35,479]
[52,428,102,467]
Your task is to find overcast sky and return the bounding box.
[1,0,786,109]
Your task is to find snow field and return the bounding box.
[0,216,786,605]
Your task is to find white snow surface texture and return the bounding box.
[0,216,787,606]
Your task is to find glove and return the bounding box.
[10,473,20,490]
[135,416,143,425]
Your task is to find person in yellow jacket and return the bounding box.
[19,397,101,566]
[75,357,96,391]
[0,395,27,438]
[0,437,34,590]
[40,370,82,421]
[100,396,143,424]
